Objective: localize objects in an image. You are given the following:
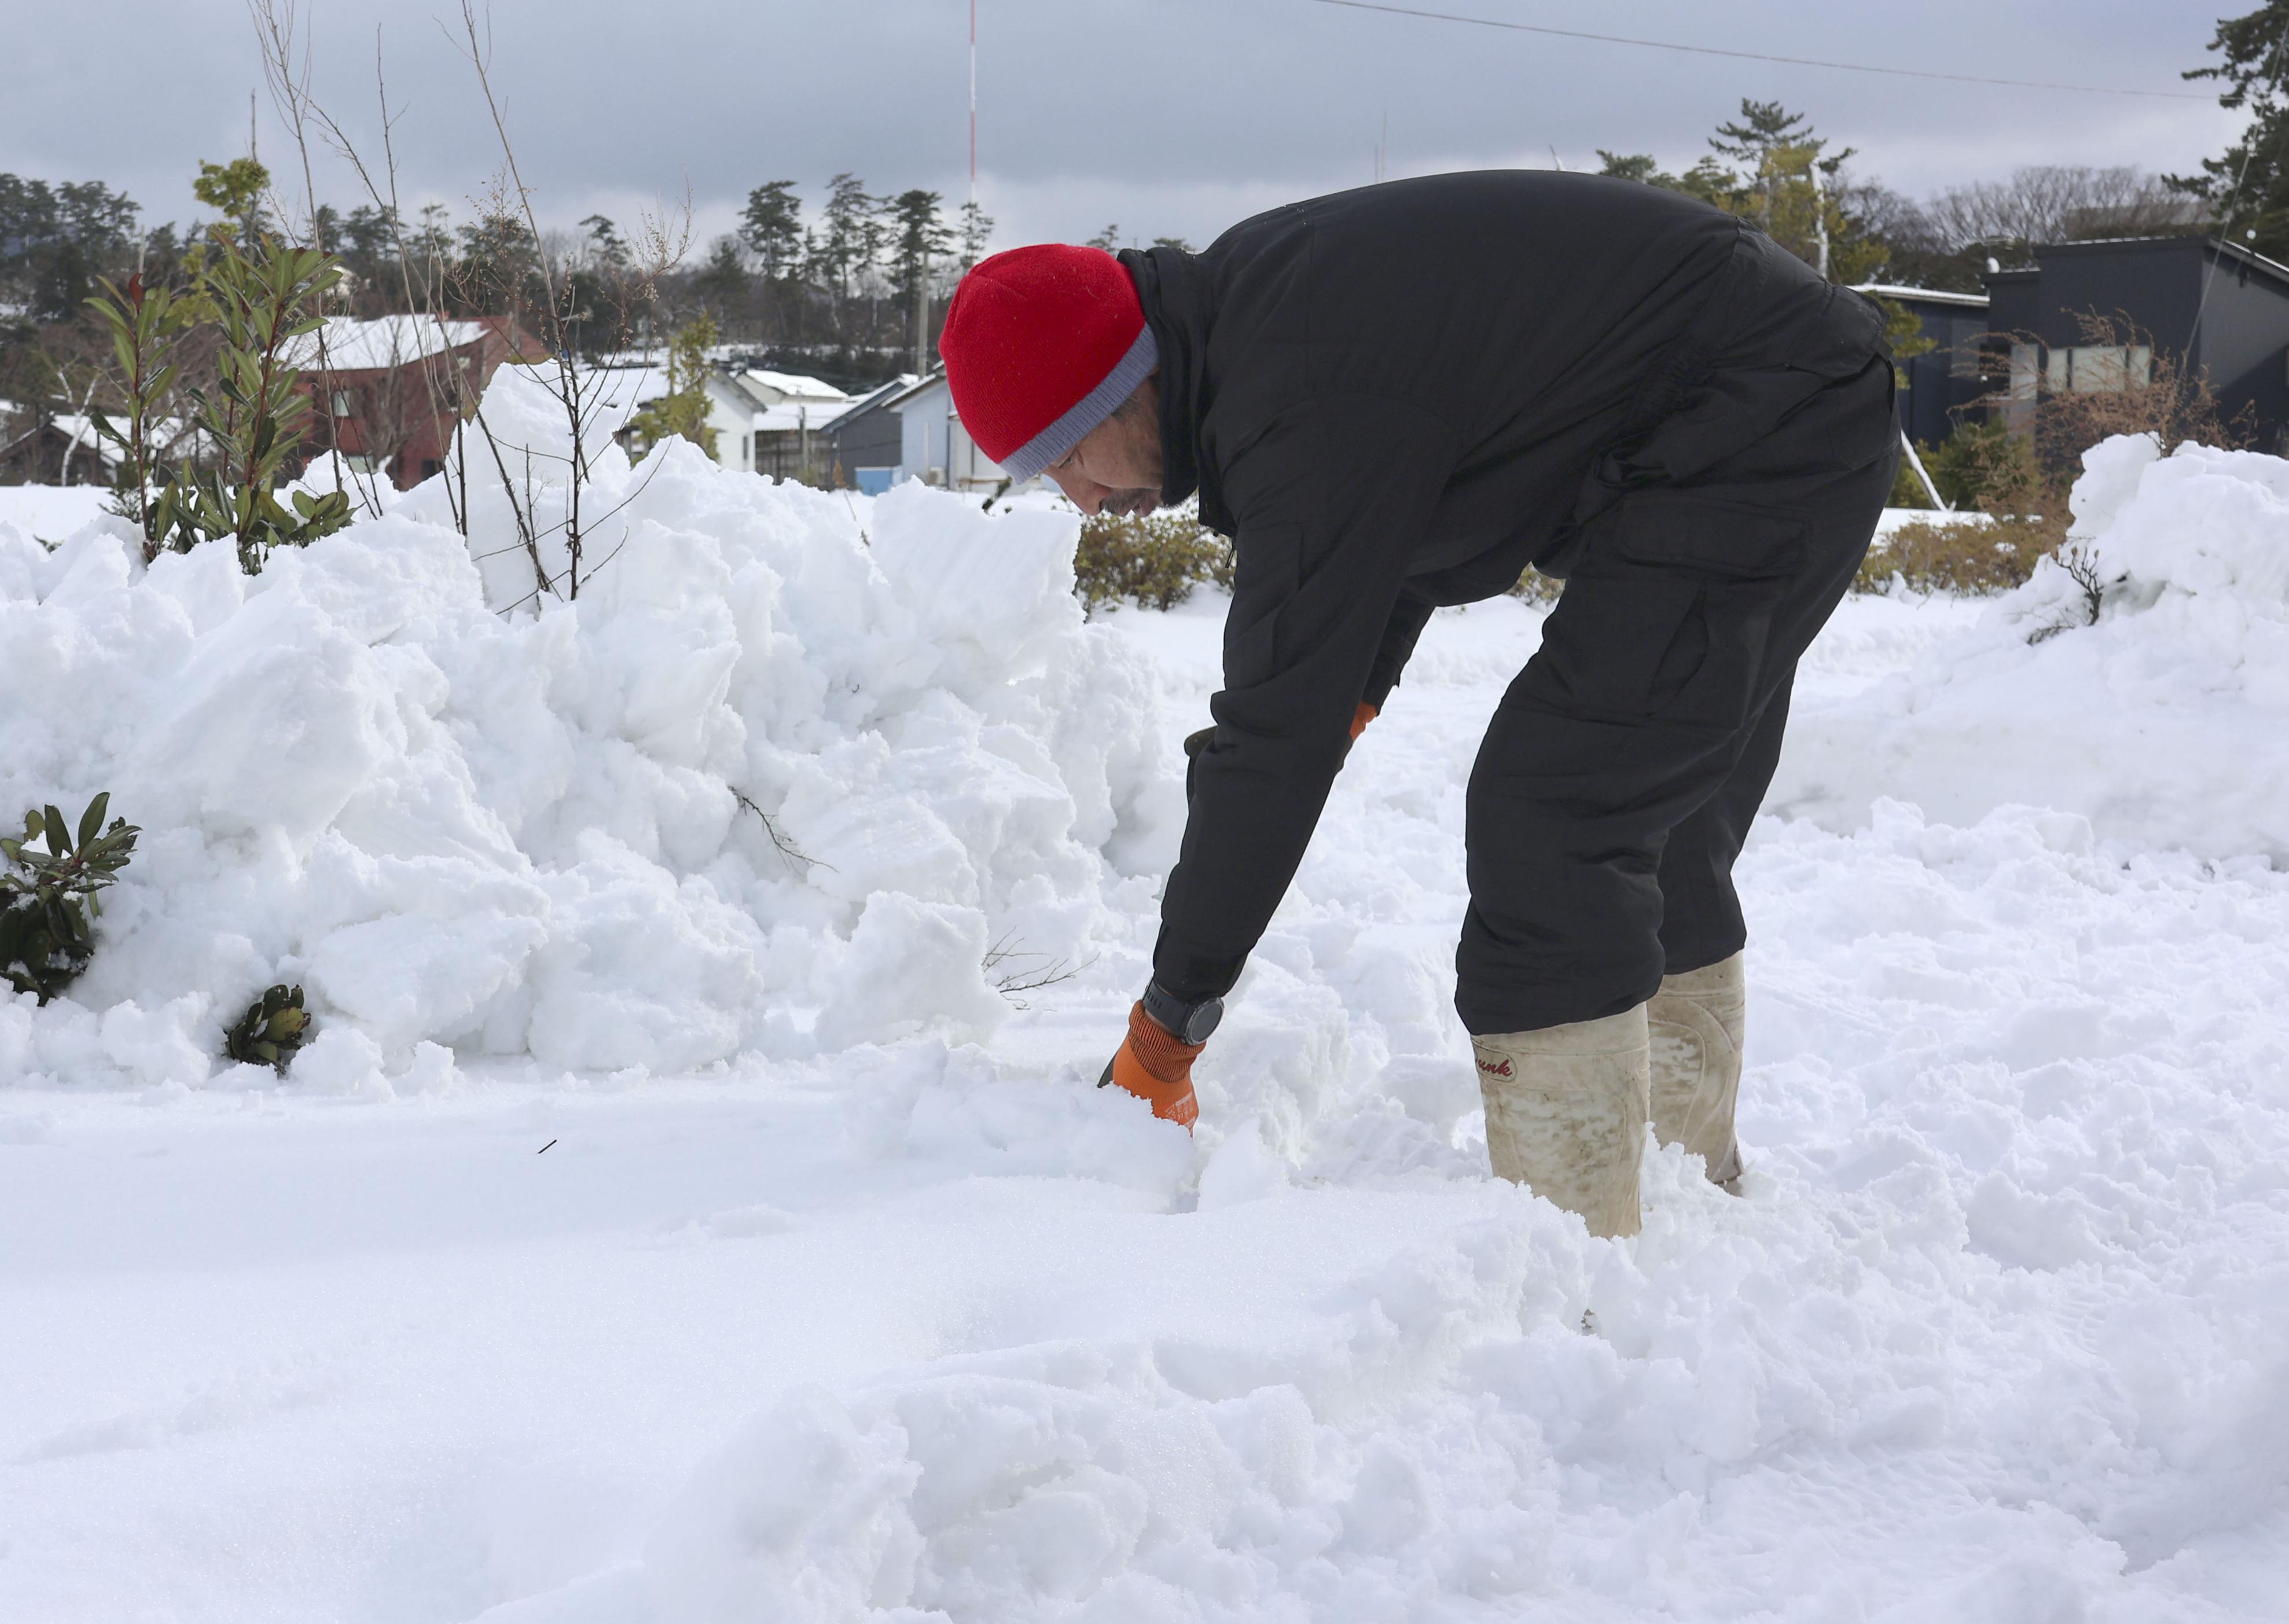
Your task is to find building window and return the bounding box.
[330,390,353,417]
[2067,346,2152,393]
[2045,345,2153,394]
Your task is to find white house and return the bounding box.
[699,369,850,479]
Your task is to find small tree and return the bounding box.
[193,156,270,245]
[628,314,719,460]
[150,226,353,572]
[85,271,189,555]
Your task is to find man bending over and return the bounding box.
[938,170,1897,1238]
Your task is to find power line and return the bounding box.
[1310,0,2212,102]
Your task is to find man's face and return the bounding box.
[1042,376,1164,517]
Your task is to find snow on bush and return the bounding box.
[0,382,1180,1090]
[1773,434,2289,859]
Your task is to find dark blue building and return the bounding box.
[1983,235,2289,451]
[1854,282,1992,449]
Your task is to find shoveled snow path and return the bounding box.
[5,590,2288,1622]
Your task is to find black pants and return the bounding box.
[1454,357,1898,1035]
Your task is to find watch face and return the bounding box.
[1144,983,1224,1046]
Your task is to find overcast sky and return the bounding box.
[3,1,2245,256]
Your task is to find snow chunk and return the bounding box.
[1772,435,2289,858]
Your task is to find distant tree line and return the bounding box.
[4,3,2273,454]
[677,177,994,388]
[0,168,1010,418]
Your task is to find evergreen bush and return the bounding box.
[1072,509,1233,615]
[0,794,139,1005]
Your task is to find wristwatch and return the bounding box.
[1140,980,1225,1045]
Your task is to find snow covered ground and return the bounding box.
[3,431,2287,1621]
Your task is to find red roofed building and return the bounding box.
[286,315,543,489]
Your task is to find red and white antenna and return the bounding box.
[968,0,978,208]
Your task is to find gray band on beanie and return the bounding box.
[995,325,1159,483]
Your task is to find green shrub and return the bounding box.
[0,795,140,1005]
[225,984,314,1074]
[1072,509,1233,615]
[1854,517,2053,596]
[1509,567,1562,605]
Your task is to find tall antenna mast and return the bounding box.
[968,0,978,208]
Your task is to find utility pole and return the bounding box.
[1812,163,1831,280]
[914,248,931,376]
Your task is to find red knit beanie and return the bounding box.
[938,244,1158,482]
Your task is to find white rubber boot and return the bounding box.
[1472,1005,1649,1239]
[1649,951,1746,1191]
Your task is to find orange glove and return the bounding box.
[1098,1002,1202,1129]
[1350,701,1376,741]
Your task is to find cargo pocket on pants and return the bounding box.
[1615,494,1803,731]
[1527,570,1707,722]
[1645,578,1784,730]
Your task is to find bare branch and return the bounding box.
[981,933,1095,1009]
[732,791,833,876]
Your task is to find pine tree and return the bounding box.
[695,237,749,313]
[580,214,630,270]
[884,190,951,370]
[741,181,804,281]
[1598,105,1926,361]
[2169,3,2289,259]
[811,174,875,336]
[957,200,994,269]
[884,190,951,313]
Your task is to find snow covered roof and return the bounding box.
[280,315,498,373]
[880,368,947,411]
[739,369,848,403]
[821,374,923,434]
[1852,284,1990,308]
[13,413,208,468]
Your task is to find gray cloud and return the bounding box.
[2,0,2239,255]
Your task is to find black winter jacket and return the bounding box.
[1122,170,1886,1005]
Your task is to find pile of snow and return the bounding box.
[1773,435,2289,859]
[8,425,2289,1622]
[0,372,1178,1091]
